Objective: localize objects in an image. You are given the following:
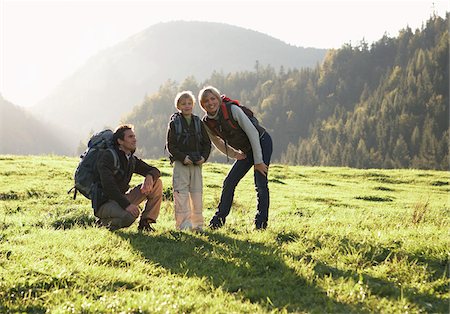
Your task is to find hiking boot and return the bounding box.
[95,218,110,229]
[95,218,103,228]
[209,216,225,230]
[255,221,268,230]
[209,223,222,230]
[138,219,155,232]
[192,226,204,233]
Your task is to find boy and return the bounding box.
[166,91,211,231]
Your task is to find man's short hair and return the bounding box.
[113,124,134,145]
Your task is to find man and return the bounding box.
[94,124,163,231]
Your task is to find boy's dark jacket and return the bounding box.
[166,114,211,163]
[95,147,161,211]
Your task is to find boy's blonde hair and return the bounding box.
[198,86,221,110]
[174,91,196,110]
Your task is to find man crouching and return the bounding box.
[94,124,162,231]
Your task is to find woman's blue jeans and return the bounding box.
[209,132,273,229]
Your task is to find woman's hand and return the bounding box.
[235,152,247,160]
[254,163,268,177]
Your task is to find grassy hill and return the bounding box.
[0,155,448,312]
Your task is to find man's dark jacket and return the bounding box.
[95,147,161,211]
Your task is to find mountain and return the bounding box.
[0,95,73,155]
[31,21,327,141]
[124,14,448,170]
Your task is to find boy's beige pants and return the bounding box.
[172,161,204,230]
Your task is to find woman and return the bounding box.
[198,86,273,230]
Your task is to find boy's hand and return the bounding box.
[195,156,205,165]
[184,156,193,165]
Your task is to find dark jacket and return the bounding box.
[96,147,161,210]
[166,113,211,163]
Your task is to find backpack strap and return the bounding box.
[221,101,239,130]
[172,113,183,143]
[192,115,203,141]
[106,148,121,175]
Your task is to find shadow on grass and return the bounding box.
[311,260,447,313]
[297,237,448,313]
[117,231,361,313]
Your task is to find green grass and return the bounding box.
[0,155,449,313]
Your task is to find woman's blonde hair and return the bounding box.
[198,86,221,109]
[174,90,195,109]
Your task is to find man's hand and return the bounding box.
[140,175,154,195]
[125,204,140,218]
[254,163,268,177]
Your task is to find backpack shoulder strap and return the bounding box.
[171,113,183,142]
[106,147,121,175]
[221,101,239,129]
[192,115,203,140]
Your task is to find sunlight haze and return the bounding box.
[1,0,448,107]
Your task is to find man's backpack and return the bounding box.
[170,112,203,144]
[69,129,120,200]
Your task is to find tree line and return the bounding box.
[124,13,448,170]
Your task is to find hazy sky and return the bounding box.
[1,0,448,107]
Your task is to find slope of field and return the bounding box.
[0,155,448,312]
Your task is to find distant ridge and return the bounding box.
[31,21,327,139]
[0,95,72,155]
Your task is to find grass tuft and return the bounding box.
[411,199,430,225]
[0,191,19,200]
[355,196,393,202]
[51,212,97,229]
[374,186,395,191]
[431,180,448,186]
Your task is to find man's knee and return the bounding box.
[153,178,163,195]
[120,211,136,228]
[155,178,163,189]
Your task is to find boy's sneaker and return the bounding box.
[192,226,204,233]
[180,221,193,231]
[138,219,155,232]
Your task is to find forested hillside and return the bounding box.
[124,14,448,170]
[32,21,326,138]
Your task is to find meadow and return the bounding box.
[0,155,448,313]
